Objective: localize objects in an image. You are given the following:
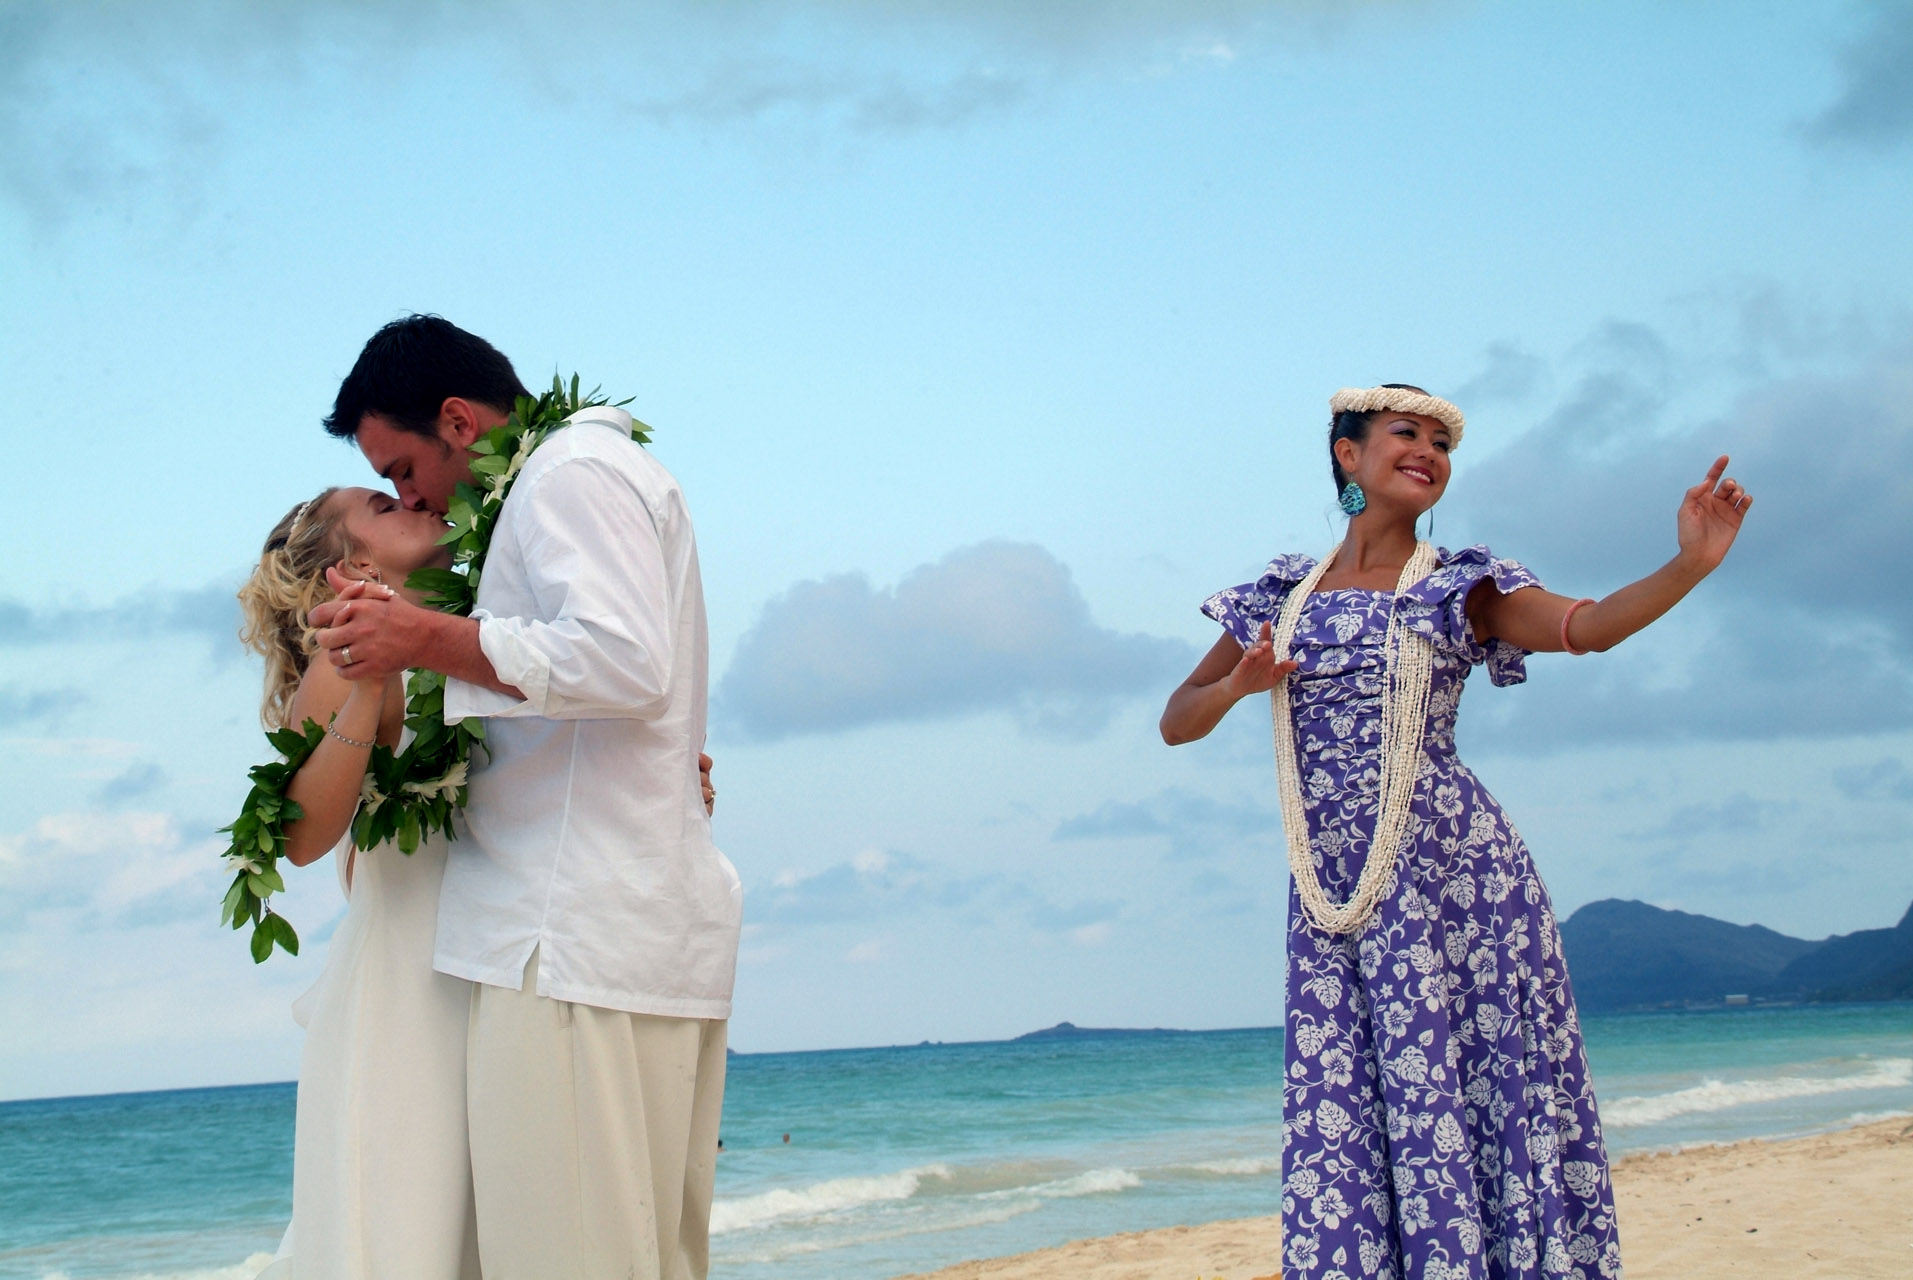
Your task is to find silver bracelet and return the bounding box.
[326,716,375,749]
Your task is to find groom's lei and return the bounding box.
[219,376,649,963]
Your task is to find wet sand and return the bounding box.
[895,1115,1913,1279]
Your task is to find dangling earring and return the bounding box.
[1338,481,1366,516]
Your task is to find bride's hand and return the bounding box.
[310,570,411,680]
[699,752,715,815]
[1225,621,1300,699]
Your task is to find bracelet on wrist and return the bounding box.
[325,715,376,749]
[1560,598,1596,656]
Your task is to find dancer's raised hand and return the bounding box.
[1225,621,1301,698]
[1677,455,1753,572]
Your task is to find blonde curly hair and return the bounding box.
[237,488,358,729]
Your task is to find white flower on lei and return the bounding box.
[404,758,470,799]
[225,853,264,877]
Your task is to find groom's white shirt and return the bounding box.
[437,407,742,1018]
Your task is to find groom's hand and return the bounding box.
[310,569,425,681]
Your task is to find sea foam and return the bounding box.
[1604,1057,1913,1128]
[710,1164,953,1235]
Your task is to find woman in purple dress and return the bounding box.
[1160,385,1752,1280]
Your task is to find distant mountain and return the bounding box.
[1558,898,1913,1012]
[1012,1021,1186,1042]
[1774,902,1913,1002]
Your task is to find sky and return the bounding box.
[2,0,1910,1102]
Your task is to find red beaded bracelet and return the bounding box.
[1560,598,1596,656]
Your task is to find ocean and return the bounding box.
[2,1002,1909,1280]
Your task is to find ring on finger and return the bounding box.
[342,645,353,666]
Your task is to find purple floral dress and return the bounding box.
[1203,546,1620,1280]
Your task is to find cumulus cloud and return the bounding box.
[0,685,83,726]
[0,582,239,654]
[1444,308,1913,747]
[93,761,169,808]
[1054,786,1276,859]
[1,0,1423,226]
[750,846,1121,938]
[1450,341,1548,408]
[1804,0,1913,147]
[1633,792,1794,841]
[0,808,221,929]
[1833,757,1913,803]
[717,541,1194,740]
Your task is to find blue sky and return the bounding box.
[2,0,1911,1101]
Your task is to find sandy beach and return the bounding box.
[896,1116,1913,1280]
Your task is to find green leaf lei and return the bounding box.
[219,376,649,962]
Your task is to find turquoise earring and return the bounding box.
[1338,481,1366,516]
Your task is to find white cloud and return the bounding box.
[718,541,1194,741]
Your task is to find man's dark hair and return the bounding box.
[323,314,530,440]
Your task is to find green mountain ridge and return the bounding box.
[1558,897,1913,1012]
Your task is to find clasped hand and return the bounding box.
[309,568,422,681]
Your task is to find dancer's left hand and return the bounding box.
[1676,455,1752,572]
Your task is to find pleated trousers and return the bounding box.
[466,947,728,1280]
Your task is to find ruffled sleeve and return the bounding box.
[1399,545,1544,686]
[1200,553,1318,649]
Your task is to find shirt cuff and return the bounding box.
[442,614,552,723]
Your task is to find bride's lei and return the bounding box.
[219,376,649,963]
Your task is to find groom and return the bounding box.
[308,315,742,1279]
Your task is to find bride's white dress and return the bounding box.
[259,821,480,1279]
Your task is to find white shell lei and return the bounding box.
[1269,540,1439,935]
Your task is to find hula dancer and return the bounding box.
[1160,384,1752,1279]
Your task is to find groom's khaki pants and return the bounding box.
[466,948,728,1280]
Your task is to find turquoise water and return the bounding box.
[2,1003,1909,1280]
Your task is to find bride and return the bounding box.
[237,484,714,1277]
[239,484,479,1279]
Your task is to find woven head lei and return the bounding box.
[1329,386,1466,447]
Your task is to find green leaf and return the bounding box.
[269,912,300,957]
[250,922,274,964]
[399,805,421,855]
[220,878,246,925]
